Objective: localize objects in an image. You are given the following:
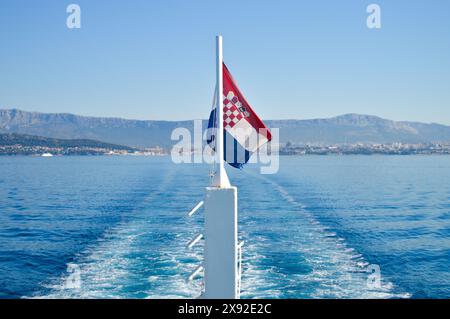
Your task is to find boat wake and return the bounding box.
[32,165,410,299]
[237,169,410,299]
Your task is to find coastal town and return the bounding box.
[0,144,167,156]
[0,133,167,156]
[2,136,450,157]
[279,142,450,155]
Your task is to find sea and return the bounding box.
[0,155,449,299]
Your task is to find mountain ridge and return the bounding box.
[2,108,446,126]
[1,109,450,148]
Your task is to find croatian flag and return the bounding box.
[207,63,272,168]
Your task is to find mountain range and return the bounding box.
[1,109,450,148]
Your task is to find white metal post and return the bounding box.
[212,35,230,188]
[203,186,238,299]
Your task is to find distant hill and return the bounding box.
[268,114,450,145]
[1,109,450,147]
[0,109,192,148]
[0,133,136,150]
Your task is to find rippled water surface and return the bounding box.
[0,156,449,298]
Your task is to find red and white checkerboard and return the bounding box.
[223,91,244,129]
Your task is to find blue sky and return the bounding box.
[0,0,449,124]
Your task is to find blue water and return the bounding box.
[0,156,449,299]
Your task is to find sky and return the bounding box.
[0,0,449,124]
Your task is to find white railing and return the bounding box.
[186,233,203,249]
[188,265,204,282]
[237,241,244,298]
[186,201,205,297]
[188,201,204,217]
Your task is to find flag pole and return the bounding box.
[212,35,230,188]
[203,35,239,299]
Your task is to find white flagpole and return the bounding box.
[203,35,240,299]
[212,35,230,188]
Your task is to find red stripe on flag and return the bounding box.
[223,63,272,141]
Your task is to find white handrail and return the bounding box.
[187,233,203,249]
[237,241,244,298]
[188,265,204,282]
[188,201,204,217]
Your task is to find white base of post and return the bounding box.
[203,186,238,299]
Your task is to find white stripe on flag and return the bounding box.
[226,118,269,152]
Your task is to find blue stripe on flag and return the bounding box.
[207,108,252,169]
